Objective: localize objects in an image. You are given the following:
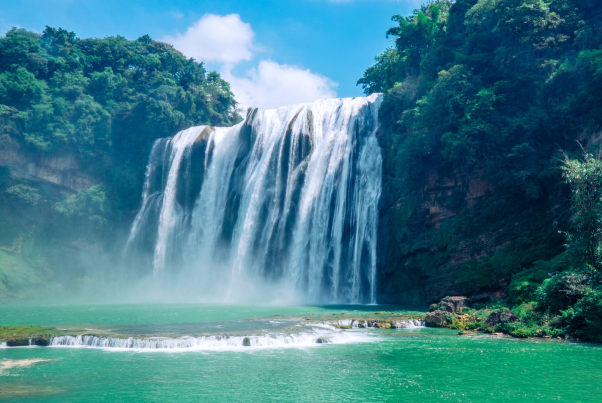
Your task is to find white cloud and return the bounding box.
[223,60,338,110]
[163,14,255,64]
[162,14,338,110]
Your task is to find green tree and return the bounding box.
[0,26,241,222]
[562,150,602,274]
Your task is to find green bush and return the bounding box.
[509,253,574,304]
[560,289,602,342]
[512,303,537,320]
[0,26,241,225]
[6,184,42,205]
[53,185,111,228]
[536,272,591,312]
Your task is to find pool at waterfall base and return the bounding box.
[1,304,602,402]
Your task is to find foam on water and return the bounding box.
[329,319,425,329]
[49,325,376,352]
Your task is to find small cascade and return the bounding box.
[49,328,373,350]
[125,94,383,303]
[329,319,425,329]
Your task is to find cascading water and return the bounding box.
[125,94,383,303]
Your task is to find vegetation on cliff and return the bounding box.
[362,0,602,340]
[0,27,240,298]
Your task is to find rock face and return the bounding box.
[0,145,100,192]
[429,296,471,314]
[425,310,450,327]
[376,158,566,305]
[441,296,470,313]
[484,309,519,328]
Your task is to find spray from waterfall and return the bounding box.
[125,94,383,304]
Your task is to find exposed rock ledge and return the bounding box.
[0,145,100,192]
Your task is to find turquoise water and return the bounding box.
[2,304,602,402]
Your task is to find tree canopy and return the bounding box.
[0,26,240,216]
[360,0,602,183]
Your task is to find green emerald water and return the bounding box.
[1,304,602,402]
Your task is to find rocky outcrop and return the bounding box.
[441,296,470,313]
[484,309,519,328]
[376,152,566,305]
[0,145,100,192]
[425,310,450,327]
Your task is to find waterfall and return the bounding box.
[125,94,383,303]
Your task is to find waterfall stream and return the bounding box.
[125,94,382,303]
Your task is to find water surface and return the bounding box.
[1,304,601,402]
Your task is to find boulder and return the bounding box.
[440,296,470,313]
[425,310,451,327]
[6,337,29,347]
[30,335,50,346]
[375,322,392,329]
[484,309,519,328]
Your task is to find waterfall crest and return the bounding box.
[125,94,382,303]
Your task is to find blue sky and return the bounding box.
[0,0,423,108]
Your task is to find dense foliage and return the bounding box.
[0,27,240,299]
[562,150,602,274]
[0,26,240,217]
[362,0,602,340]
[362,0,602,203]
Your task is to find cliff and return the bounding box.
[0,142,100,193]
[376,142,568,305]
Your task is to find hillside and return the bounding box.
[0,27,239,299]
[359,0,602,304]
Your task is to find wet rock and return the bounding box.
[6,337,29,347]
[242,337,251,347]
[316,337,330,344]
[425,310,452,327]
[484,309,519,328]
[431,296,470,313]
[375,322,392,329]
[444,296,470,313]
[30,335,50,346]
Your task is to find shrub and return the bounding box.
[509,253,574,304]
[512,303,537,320]
[53,185,112,228]
[536,272,591,312]
[562,289,602,342]
[6,184,42,205]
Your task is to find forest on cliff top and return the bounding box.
[0,28,239,298]
[360,0,602,340]
[1,0,602,343]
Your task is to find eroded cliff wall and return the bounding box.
[376,136,568,305]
